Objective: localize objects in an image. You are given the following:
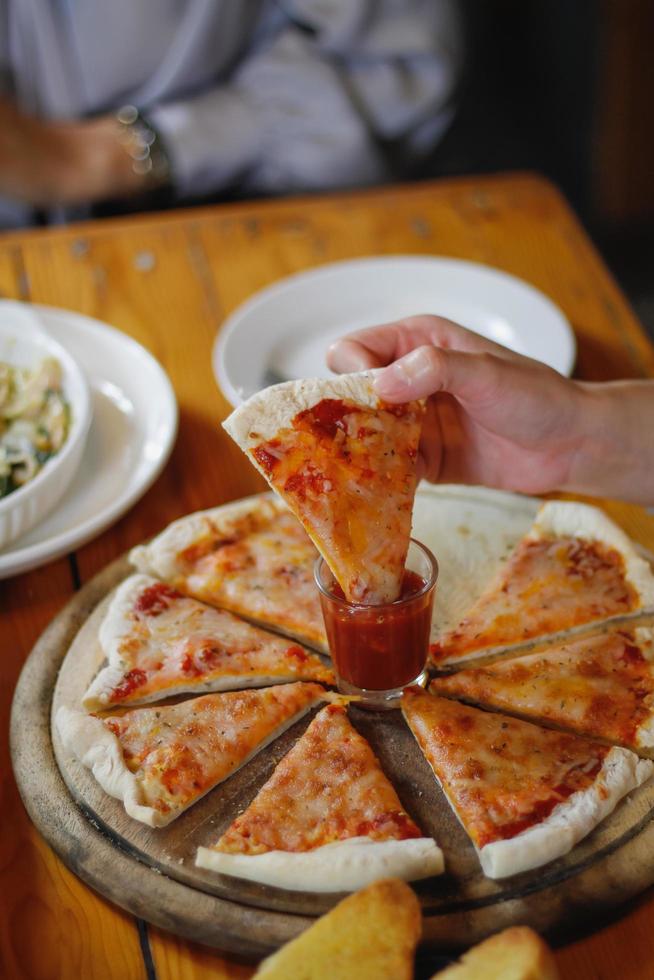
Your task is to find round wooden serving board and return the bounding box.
[10,487,654,957]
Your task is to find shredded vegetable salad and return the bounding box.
[0,357,70,498]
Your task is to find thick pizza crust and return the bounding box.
[55,706,163,825]
[195,835,444,892]
[55,698,322,828]
[532,501,654,608]
[97,573,157,668]
[129,494,285,581]
[478,746,653,879]
[222,371,380,449]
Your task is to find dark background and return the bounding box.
[422,0,654,340]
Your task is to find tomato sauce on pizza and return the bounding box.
[224,376,424,606]
[433,535,639,664]
[214,704,423,855]
[402,688,610,849]
[432,628,654,750]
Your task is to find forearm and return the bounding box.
[563,381,654,505]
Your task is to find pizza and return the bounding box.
[83,574,334,711]
[223,372,424,604]
[431,627,654,754]
[402,687,652,878]
[56,682,326,827]
[130,495,326,650]
[196,703,443,890]
[431,501,654,668]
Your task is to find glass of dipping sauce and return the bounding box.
[314,539,438,709]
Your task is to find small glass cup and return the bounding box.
[314,539,438,710]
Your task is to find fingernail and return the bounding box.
[375,350,424,398]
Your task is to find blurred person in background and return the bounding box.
[0,0,462,229]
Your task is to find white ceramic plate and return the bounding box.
[214,256,576,407]
[0,305,91,547]
[0,304,177,579]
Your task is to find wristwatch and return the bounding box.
[114,104,171,187]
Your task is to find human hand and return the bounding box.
[0,98,150,206]
[328,315,595,496]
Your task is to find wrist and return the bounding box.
[46,112,171,205]
[562,381,653,504]
[113,105,171,188]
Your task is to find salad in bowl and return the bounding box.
[0,304,91,548]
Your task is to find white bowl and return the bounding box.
[0,304,92,549]
[213,256,576,407]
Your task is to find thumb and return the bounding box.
[374,345,491,403]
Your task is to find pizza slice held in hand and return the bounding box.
[83,574,334,711]
[431,501,654,668]
[56,682,326,827]
[402,687,652,879]
[130,495,326,650]
[431,628,654,755]
[223,373,424,604]
[196,703,443,891]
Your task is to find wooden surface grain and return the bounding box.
[3,172,654,978]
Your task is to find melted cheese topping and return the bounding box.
[433,535,639,662]
[212,704,422,855]
[94,581,333,707]
[249,398,423,604]
[402,688,609,849]
[100,682,324,817]
[433,630,654,749]
[171,507,325,648]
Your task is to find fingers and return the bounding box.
[327,315,527,375]
[375,344,494,402]
[326,338,383,373]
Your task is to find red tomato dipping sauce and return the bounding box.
[315,540,438,707]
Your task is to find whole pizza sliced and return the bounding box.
[431,501,654,668]
[223,372,424,604]
[83,574,334,711]
[56,682,326,827]
[130,495,326,650]
[196,703,443,891]
[431,628,654,755]
[402,687,652,879]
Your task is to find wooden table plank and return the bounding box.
[1,563,146,980]
[3,172,654,978]
[190,174,654,384]
[149,929,254,980]
[555,892,654,980]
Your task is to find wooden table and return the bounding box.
[2,172,654,979]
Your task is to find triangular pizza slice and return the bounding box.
[431,627,654,755]
[196,703,443,891]
[130,495,326,650]
[402,687,652,879]
[83,574,334,710]
[56,682,326,827]
[223,372,424,604]
[431,501,654,668]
